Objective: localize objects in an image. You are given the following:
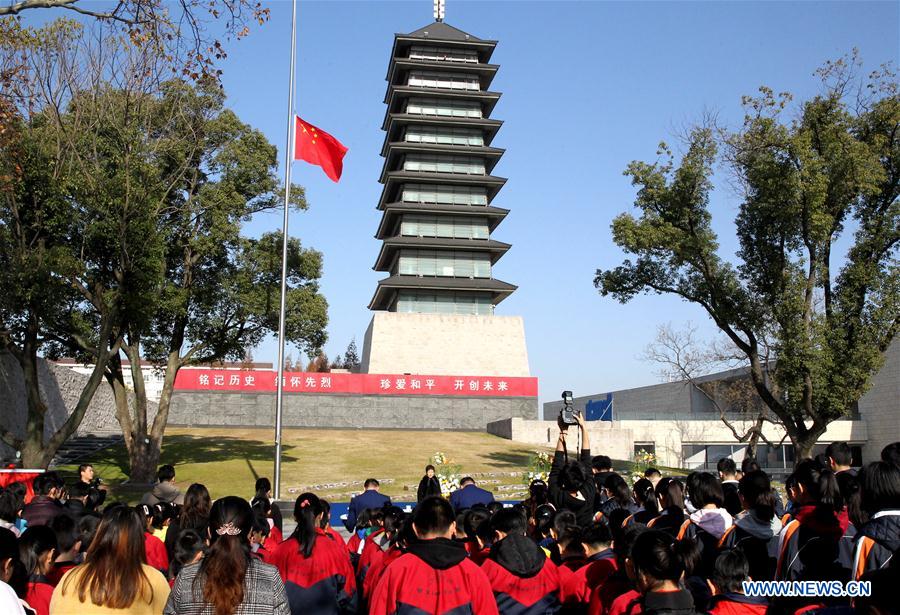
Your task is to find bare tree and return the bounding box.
[0,0,269,81]
[643,323,784,460]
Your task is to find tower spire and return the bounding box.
[433,0,445,22]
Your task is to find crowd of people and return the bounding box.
[0,415,898,614]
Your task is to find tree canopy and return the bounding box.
[596,56,899,460]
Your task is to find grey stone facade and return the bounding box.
[167,390,538,431]
[0,353,156,458]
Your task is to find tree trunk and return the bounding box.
[19,338,47,469]
[128,437,161,483]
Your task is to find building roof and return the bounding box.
[368,274,517,310]
[373,236,511,271]
[404,22,487,42]
[375,202,509,239]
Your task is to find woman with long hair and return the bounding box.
[50,505,170,614]
[164,496,289,615]
[165,483,211,561]
[624,530,702,615]
[647,477,688,536]
[252,478,283,534]
[269,493,357,614]
[19,526,56,615]
[625,478,660,526]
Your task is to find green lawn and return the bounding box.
[55,427,678,504]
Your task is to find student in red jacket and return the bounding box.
[19,526,57,615]
[320,500,345,546]
[369,496,498,615]
[46,515,80,587]
[270,492,357,615]
[358,506,406,606]
[562,522,617,610]
[625,530,702,615]
[362,516,412,604]
[480,508,561,615]
[137,504,170,575]
[707,550,768,615]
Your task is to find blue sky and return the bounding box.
[226,0,898,405]
[23,1,900,405]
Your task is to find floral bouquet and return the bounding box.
[431,451,462,497]
[631,448,658,485]
[523,450,552,485]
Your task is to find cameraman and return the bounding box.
[548,411,595,527]
[77,464,106,511]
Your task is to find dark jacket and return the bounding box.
[369,538,499,615]
[548,449,596,528]
[270,529,357,615]
[449,484,495,512]
[481,534,561,615]
[853,510,900,579]
[417,476,441,503]
[640,588,700,615]
[344,489,391,532]
[721,481,743,517]
[21,496,64,527]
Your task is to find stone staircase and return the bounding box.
[49,435,122,468]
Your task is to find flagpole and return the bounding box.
[274,0,298,503]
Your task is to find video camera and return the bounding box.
[559,390,579,426]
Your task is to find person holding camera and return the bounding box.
[548,408,594,527]
[77,464,106,512]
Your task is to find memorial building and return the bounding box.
[361,19,531,378]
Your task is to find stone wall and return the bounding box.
[361,312,531,377]
[859,339,900,462]
[488,417,869,468]
[0,353,154,458]
[168,390,538,431]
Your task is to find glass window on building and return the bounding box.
[401,215,490,240]
[682,442,796,471]
[404,126,484,147]
[406,98,482,118]
[409,45,479,63]
[400,183,488,206]
[396,290,493,315]
[408,71,480,91]
[403,154,485,175]
[398,250,491,278]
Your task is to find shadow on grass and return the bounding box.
[482,451,533,468]
[62,435,299,478]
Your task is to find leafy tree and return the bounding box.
[596,57,898,462]
[342,338,360,371]
[108,84,327,481]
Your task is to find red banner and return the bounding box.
[0,470,44,504]
[174,369,537,398]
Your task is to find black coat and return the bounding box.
[417,476,441,503]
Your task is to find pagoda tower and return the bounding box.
[361,19,530,378]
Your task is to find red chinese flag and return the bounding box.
[294,116,348,182]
